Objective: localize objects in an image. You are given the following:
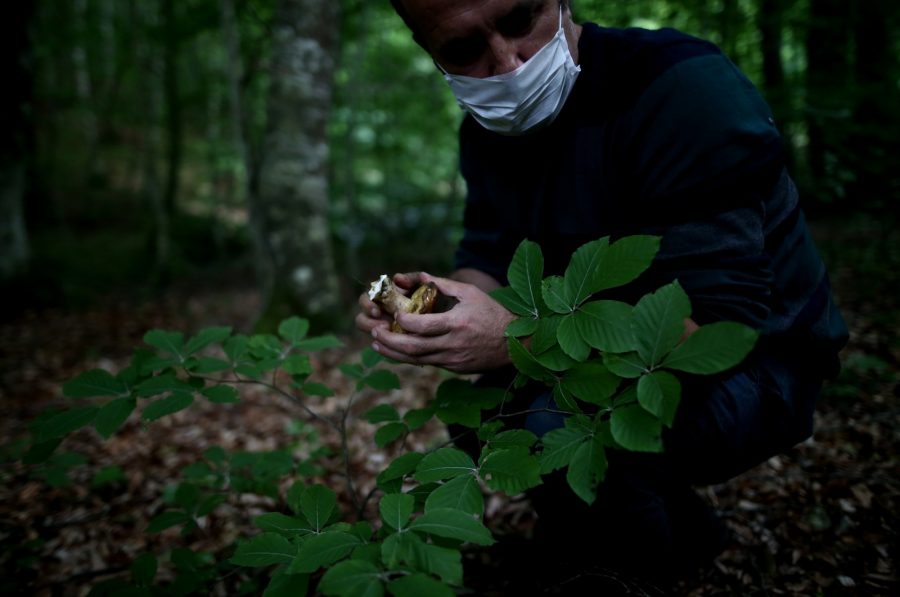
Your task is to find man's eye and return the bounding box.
[497,5,536,37]
[441,38,485,67]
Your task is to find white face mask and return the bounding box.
[440,6,581,135]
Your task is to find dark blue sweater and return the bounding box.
[454,23,847,375]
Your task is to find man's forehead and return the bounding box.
[403,0,545,41]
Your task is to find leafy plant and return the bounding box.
[17,235,758,595]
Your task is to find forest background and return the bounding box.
[0,0,898,595]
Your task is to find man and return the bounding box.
[356,0,847,584]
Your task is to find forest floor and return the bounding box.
[1,215,897,596]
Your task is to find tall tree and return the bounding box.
[254,0,341,329]
[805,0,853,203]
[0,2,34,280]
[757,0,792,167]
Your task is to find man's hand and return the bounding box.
[355,272,422,335]
[369,273,515,374]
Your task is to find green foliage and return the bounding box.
[20,238,761,594]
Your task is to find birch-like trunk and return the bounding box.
[254,0,341,329]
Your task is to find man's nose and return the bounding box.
[486,34,525,76]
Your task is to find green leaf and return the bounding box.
[282,354,312,376]
[278,317,310,345]
[507,337,555,383]
[353,521,374,542]
[185,326,232,355]
[566,435,607,505]
[231,532,296,567]
[287,482,305,515]
[404,406,436,430]
[552,382,583,413]
[661,321,759,374]
[433,379,505,428]
[377,452,424,492]
[561,361,619,407]
[409,508,494,545]
[289,531,361,574]
[531,316,562,353]
[632,281,691,367]
[301,485,337,532]
[131,553,158,586]
[254,513,314,537]
[610,403,663,452]
[424,474,484,516]
[564,238,610,308]
[224,335,249,362]
[594,235,661,291]
[201,386,239,404]
[380,533,461,585]
[375,422,407,448]
[264,570,309,597]
[136,374,194,398]
[535,344,578,371]
[360,370,401,392]
[294,335,343,352]
[94,398,136,439]
[539,424,591,474]
[142,393,194,422]
[187,357,231,374]
[361,347,384,368]
[146,510,191,533]
[488,429,538,450]
[380,493,415,530]
[301,382,334,398]
[249,334,283,360]
[36,407,99,441]
[63,369,128,398]
[576,301,636,353]
[556,314,591,362]
[340,363,365,379]
[23,438,62,464]
[364,405,400,423]
[388,574,454,597]
[197,494,227,517]
[637,371,681,427]
[489,286,534,317]
[541,275,571,314]
[505,317,540,338]
[479,447,542,495]
[603,352,647,378]
[318,560,383,597]
[91,465,125,489]
[506,239,546,317]
[144,330,185,359]
[415,448,476,484]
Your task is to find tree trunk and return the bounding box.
[757,0,793,169]
[253,0,342,331]
[0,2,34,280]
[848,0,898,209]
[805,0,853,201]
[161,0,182,218]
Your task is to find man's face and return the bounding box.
[400,0,580,78]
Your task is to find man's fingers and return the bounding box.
[358,292,382,318]
[372,326,442,357]
[395,310,453,336]
[419,273,475,298]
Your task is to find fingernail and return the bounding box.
[371,329,378,339]
[371,308,379,317]
[372,343,381,352]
